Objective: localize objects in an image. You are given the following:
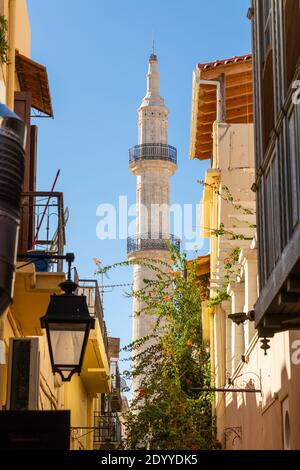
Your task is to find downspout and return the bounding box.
[0,104,26,409]
[193,68,224,123]
[6,0,17,109]
[209,306,216,418]
[87,395,93,450]
[0,311,7,408]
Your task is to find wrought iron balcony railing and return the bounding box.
[127,233,180,254]
[129,143,177,165]
[77,279,109,355]
[20,191,67,272]
[93,412,122,446]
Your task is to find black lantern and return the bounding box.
[40,268,95,381]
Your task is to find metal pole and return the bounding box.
[192,388,261,394]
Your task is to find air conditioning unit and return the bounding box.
[6,338,40,410]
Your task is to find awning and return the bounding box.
[15,50,54,117]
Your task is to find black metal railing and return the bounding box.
[129,143,177,165]
[77,279,109,355]
[127,233,180,254]
[20,191,67,272]
[93,412,122,445]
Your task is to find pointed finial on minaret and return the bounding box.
[140,45,165,108]
[150,38,157,61]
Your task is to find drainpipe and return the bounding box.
[0,311,6,408]
[6,0,17,109]
[193,69,225,122]
[0,103,26,408]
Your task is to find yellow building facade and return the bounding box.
[190,53,300,450]
[0,0,111,450]
[189,54,256,441]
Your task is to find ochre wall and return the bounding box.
[217,331,300,450]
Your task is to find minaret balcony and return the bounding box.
[129,143,177,166]
[127,233,180,254]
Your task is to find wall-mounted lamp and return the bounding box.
[228,310,255,325]
[17,252,95,381]
[39,253,95,381]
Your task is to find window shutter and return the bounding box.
[14,92,38,251]
[6,338,40,410]
[14,92,32,192]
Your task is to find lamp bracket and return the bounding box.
[17,252,75,281]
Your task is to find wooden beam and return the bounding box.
[226,84,253,99]
[227,105,253,118]
[226,74,253,88]
[198,103,218,115]
[197,142,212,152]
[226,95,253,109]
[196,123,213,132]
[227,106,253,120]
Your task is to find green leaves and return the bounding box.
[100,246,215,449]
[96,247,215,449]
[0,16,9,65]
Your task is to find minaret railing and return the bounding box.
[127,233,180,254]
[129,143,177,165]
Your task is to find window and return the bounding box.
[288,108,300,229]
[262,53,275,151]
[260,0,272,64]
[282,397,291,450]
[284,0,300,90]
[258,0,275,152]
[7,338,40,410]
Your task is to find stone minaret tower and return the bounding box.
[127,53,178,395]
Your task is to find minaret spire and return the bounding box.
[140,50,165,109]
[146,54,159,98]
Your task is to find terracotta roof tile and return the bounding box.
[198,54,252,71]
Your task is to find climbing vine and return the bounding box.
[197,180,255,217]
[208,247,241,308]
[97,247,217,450]
[0,16,9,65]
[197,180,256,307]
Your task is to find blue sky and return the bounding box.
[27,0,251,372]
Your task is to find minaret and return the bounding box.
[127,53,178,395]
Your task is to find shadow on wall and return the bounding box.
[220,331,300,450]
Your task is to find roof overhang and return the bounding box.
[15,50,54,117]
[189,54,253,161]
[188,254,210,277]
[81,319,111,395]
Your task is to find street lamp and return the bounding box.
[40,254,95,381]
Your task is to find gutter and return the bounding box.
[189,67,225,160]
